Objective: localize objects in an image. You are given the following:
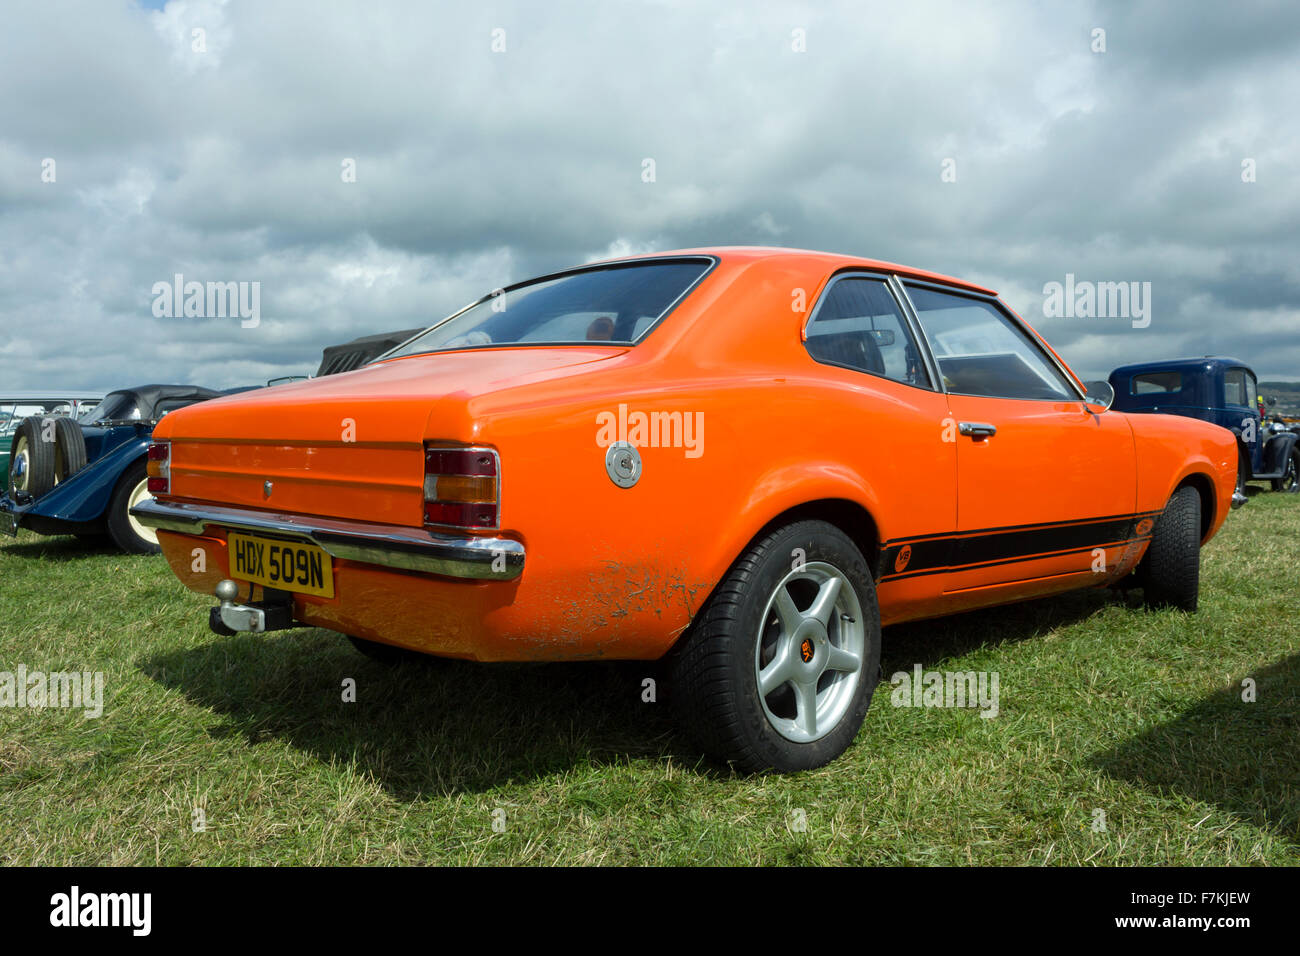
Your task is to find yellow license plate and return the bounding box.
[228,532,334,598]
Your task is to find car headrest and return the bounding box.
[807,331,886,375]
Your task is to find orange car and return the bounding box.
[135,248,1238,772]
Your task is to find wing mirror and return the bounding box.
[1083,380,1115,412]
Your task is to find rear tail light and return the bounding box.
[146,441,170,494]
[423,444,500,530]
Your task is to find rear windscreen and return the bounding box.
[383,259,713,358]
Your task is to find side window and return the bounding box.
[1133,371,1182,394]
[154,400,193,417]
[804,277,931,388]
[904,284,1076,401]
[1224,368,1257,410]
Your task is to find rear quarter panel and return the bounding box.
[460,256,953,656]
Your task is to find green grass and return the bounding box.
[1,492,1297,865]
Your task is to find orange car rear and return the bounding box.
[136,247,1238,771]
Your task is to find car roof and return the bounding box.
[1111,356,1253,376]
[592,246,998,296]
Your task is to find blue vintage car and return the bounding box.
[1,333,416,553]
[1,384,224,552]
[1109,357,1299,505]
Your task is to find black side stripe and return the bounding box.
[880,538,1152,582]
[882,509,1165,546]
[879,511,1161,582]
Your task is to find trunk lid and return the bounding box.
[156,346,624,525]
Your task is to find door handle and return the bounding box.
[958,421,997,439]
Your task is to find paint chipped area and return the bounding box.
[521,553,710,660]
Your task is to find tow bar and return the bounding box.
[209,579,296,636]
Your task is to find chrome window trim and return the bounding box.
[898,278,1088,403]
[372,255,721,362]
[885,274,946,394]
[800,270,939,392]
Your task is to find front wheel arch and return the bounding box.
[1172,470,1217,543]
[1140,485,1202,612]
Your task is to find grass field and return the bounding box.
[1,491,1297,866]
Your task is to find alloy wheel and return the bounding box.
[753,561,865,743]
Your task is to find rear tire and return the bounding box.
[668,519,881,774]
[105,459,161,554]
[1272,447,1299,493]
[1141,486,1201,612]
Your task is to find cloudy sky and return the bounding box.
[1,0,1297,391]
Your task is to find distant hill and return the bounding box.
[1259,381,1300,418]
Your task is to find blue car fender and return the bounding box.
[24,434,152,524]
[1263,431,1298,475]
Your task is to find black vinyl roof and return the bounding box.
[95,384,224,421]
[317,329,424,376]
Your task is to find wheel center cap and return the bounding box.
[794,619,828,670]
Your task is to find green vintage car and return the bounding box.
[1,393,103,486]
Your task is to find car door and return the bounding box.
[1223,366,1263,473]
[800,273,956,624]
[900,281,1139,594]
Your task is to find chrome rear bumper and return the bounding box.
[130,497,524,581]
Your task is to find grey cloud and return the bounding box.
[0,0,1297,392]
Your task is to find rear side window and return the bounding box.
[384,259,712,357]
[904,284,1076,401]
[804,278,931,388]
[80,391,141,422]
[1132,372,1182,394]
[155,400,194,417]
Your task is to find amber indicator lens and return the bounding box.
[424,474,498,503]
